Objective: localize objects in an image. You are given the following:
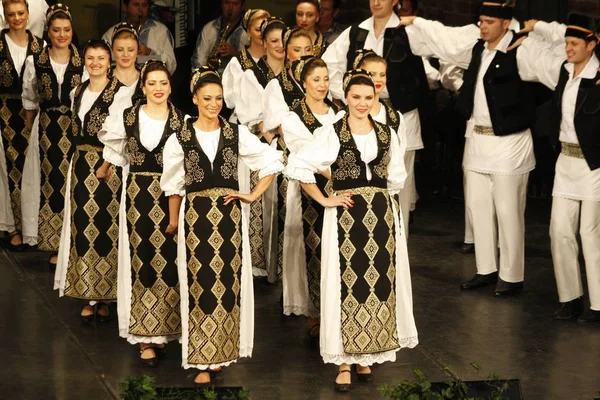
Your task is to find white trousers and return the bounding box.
[398,150,417,238]
[466,170,528,282]
[550,197,600,310]
[463,171,474,244]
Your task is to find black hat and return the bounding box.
[479,0,515,20]
[111,22,139,43]
[352,48,379,70]
[566,13,600,41]
[46,3,72,23]
[291,55,318,83]
[342,68,374,96]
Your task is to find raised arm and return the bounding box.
[321,26,351,101]
[516,35,565,90]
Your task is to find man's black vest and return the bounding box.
[456,34,534,136]
[346,25,428,113]
[551,62,600,171]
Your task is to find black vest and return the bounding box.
[290,97,341,132]
[250,57,277,88]
[0,29,42,94]
[380,97,400,132]
[123,101,183,173]
[346,25,428,113]
[457,34,534,136]
[331,114,391,191]
[236,46,258,72]
[176,117,240,193]
[551,62,600,171]
[278,67,305,109]
[72,77,123,146]
[33,45,83,108]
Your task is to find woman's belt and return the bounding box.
[335,186,388,195]
[187,187,237,199]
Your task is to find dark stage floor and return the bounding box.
[1,198,599,400]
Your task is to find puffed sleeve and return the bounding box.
[321,26,351,101]
[281,111,315,154]
[422,57,440,89]
[532,21,567,46]
[222,56,243,109]
[387,124,407,194]
[284,124,341,184]
[22,55,39,110]
[99,86,133,166]
[262,79,289,132]
[98,111,128,167]
[160,133,185,196]
[406,17,479,70]
[238,124,284,178]
[236,69,265,130]
[438,61,464,92]
[153,24,177,74]
[517,36,563,91]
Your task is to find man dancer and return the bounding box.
[401,0,536,296]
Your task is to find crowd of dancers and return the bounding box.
[0,0,599,392]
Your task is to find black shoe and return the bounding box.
[334,369,352,392]
[355,365,373,382]
[96,302,111,323]
[194,371,212,387]
[460,243,475,254]
[494,279,524,297]
[460,272,498,291]
[5,231,26,252]
[553,298,584,320]
[577,308,600,323]
[210,368,224,381]
[80,304,96,323]
[140,348,158,367]
[48,253,58,271]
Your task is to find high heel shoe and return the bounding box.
[355,365,373,382]
[194,371,212,387]
[334,369,352,392]
[48,253,58,271]
[140,347,158,367]
[6,231,26,252]
[80,304,96,323]
[96,302,111,323]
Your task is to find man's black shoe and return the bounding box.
[553,298,583,320]
[460,243,475,254]
[577,308,600,323]
[460,272,498,291]
[494,279,524,297]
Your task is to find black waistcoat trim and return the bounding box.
[34,44,83,107]
[331,114,391,190]
[176,116,240,192]
[0,29,42,92]
[250,56,277,88]
[72,76,123,145]
[456,35,534,136]
[346,25,428,113]
[278,67,304,109]
[124,101,183,173]
[380,98,400,132]
[237,46,257,71]
[291,97,341,132]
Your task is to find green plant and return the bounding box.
[120,375,157,400]
[378,364,511,400]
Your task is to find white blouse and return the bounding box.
[160,122,285,196]
[281,106,341,155]
[99,106,168,167]
[22,54,69,110]
[222,56,259,110]
[285,123,407,193]
[236,68,267,130]
[5,34,27,77]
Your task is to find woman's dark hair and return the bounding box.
[359,54,387,68]
[344,75,375,98]
[296,0,321,11]
[44,11,76,47]
[141,61,170,85]
[83,39,112,60]
[261,18,286,41]
[301,58,327,82]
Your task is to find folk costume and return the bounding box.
[280,62,343,316]
[20,43,83,248]
[237,17,285,281]
[405,3,536,289]
[322,12,428,235]
[0,29,43,234]
[519,17,600,319]
[100,100,183,343]
[54,76,132,301]
[160,69,283,369]
[285,98,418,365]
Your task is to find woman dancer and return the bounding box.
[21,4,82,267]
[285,69,418,391]
[280,56,342,336]
[0,0,43,251]
[110,22,143,103]
[222,8,270,122]
[160,67,283,385]
[237,16,286,281]
[54,39,132,322]
[100,60,182,366]
[296,0,327,56]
